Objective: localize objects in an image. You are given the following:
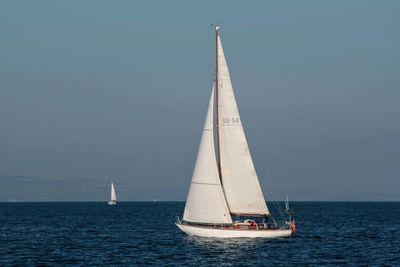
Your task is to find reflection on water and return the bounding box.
[185,234,295,265]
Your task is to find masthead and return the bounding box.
[211,24,220,31]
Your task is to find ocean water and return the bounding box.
[0,202,399,266]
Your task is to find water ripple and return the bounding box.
[0,202,399,266]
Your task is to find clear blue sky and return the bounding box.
[1,1,399,201]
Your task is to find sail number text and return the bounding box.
[222,117,239,124]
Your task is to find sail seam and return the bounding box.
[191,181,221,186]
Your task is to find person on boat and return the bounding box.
[290,220,297,235]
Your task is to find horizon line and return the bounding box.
[1,200,399,203]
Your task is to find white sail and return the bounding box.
[217,34,269,216]
[183,85,233,224]
[110,182,117,202]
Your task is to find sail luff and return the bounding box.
[216,33,269,216]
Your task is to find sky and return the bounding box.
[1,1,399,201]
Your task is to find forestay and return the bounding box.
[217,34,269,216]
[183,85,233,224]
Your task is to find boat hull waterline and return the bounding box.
[176,223,292,238]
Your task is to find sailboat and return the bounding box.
[108,182,117,205]
[176,27,295,238]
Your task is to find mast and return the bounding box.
[215,26,222,178]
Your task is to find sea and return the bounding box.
[0,202,399,266]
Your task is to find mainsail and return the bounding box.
[216,33,269,216]
[183,85,232,224]
[111,182,117,202]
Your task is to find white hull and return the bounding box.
[176,223,292,238]
[108,201,116,205]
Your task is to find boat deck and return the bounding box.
[180,221,290,232]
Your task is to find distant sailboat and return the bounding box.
[108,182,117,205]
[176,27,295,238]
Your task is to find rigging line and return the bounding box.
[262,160,286,219]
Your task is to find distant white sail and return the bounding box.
[111,182,117,202]
[183,84,232,224]
[217,35,269,216]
